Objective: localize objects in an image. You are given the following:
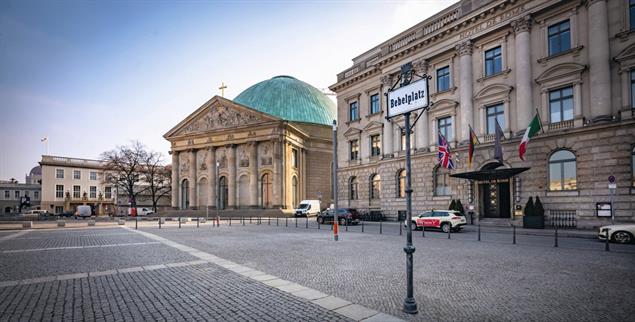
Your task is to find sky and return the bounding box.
[0,0,457,181]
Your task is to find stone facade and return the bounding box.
[0,180,41,213]
[330,0,635,227]
[164,96,333,211]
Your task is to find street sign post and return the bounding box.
[608,176,616,223]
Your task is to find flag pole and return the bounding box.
[535,108,545,134]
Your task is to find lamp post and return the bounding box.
[402,112,417,314]
[332,120,339,242]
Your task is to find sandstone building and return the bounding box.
[164,76,335,212]
[329,0,635,227]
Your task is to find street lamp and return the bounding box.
[332,120,339,242]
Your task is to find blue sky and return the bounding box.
[0,0,456,181]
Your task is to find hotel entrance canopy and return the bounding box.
[450,167,530,182]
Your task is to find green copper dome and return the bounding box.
[234,76,336,126]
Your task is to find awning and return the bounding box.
[449,167,530,181]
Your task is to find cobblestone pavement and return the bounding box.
[0,228,362,321]
[137,222,635,322]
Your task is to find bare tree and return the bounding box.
[142,151,172,212]
[101,141,149,213]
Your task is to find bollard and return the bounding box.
[380,218,383,235]
[276,217,279,226]
[604,228,610,252]
[258,217,261,225]
[448,225,451,239]
[512,225,516,245]
[118,219,125,225]
[217,216,220,227]
[243,217,245,226]
[361,220,364,233]
[250,216,252,224]
[345,218,348,232]
[400,222,402,236]
[159,218,162,229]
[268,217,270,225]
[422,225,425,238]
[477,222,481,241]
[295,217,298,228]
[306,217,308,229]
[179,217,181,229]
[88,220,96,227]
[23,221,32,229]
[554,225,558,248]
[197,217,200,228]
[286,217,288,227]
[229,217,232,226]
[318,220,320,230]
[135,217,138,230]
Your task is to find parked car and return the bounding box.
[317,208,361,225]
[405,210,467,233]
[294,200,321,217]
[57,211,74,218]
[598,224,635,244]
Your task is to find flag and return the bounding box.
[40,137,48,142]
[438,131,455,169]
[519,114,542,161]
[468,125,479,168]
[494,119,504,163]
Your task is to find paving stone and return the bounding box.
[276,282,308,293]
[361,313,405,322]
[335,304,379,321]
[291,288,328,300]
[56,273,88,280]
[117,267,143,274]
[262,278,292,287]
[312,296,352,311]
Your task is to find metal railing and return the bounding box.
[550,210,577,228]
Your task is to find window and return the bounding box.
[291,149,298,168]
[349,101,359,121]
[90,171,97,180]
[55,206,63,214]
[350,140,359,160]
[434,166,452,196]
[34,191,39,199]
[631,70,635,109]
[549,150,577,191]
[73,170,81,180]
[105,187,112,199]
[370,135,381,156]
[548,20,571,56]
[484,46,502,76]
[14,191,19,198]
[397,170,406,198]
[437,66,450,92]
[56,185,64,198]
[90,186,97,198]
[486,103,505,134]
[4,191,9,199]
[630,0,635,29]
[73,185,80,198]
[56,169,64,179]
[438,117,453,141]
[370,174,381,199]
[349,177,358,200]
[549,87,574,123]
[370,94,380,114]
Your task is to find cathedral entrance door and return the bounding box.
[219,176,228,210]
[261,173,272,208]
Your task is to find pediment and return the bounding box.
[615,43,635,62]
[363,121,383,131]
[343,127,362,137]
[536,63,586,84]
[430,99,458,110]
[474,84,513,101]
[164,96,279,139]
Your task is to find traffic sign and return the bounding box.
[608,175,615,183]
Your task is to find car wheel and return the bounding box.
[441,223,451,233]
[317,217,324,224]
[339,218,346,225]
[612,231,633,244]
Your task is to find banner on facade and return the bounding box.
[386,78,429,118]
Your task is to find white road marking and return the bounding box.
[1,241,161,254]
[0,230,31,243]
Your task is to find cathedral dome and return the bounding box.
[234,75,336,126]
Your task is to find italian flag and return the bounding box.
[519,114,541,161]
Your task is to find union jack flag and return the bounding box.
[438,132,455,169]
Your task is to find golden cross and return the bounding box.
[219,82,227,97]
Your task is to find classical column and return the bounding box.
[273,140,282,208]
[207,147,215,209]
[457,41,474,142]
[170,151,179,209]
[249,141,259,207]
[227,145,237,209]
[513,16,533,134]
[587,0,612,121]
[381,75,394,157]
[415,111,428,151]
[188,149,197,209]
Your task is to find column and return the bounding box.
[170,151,179,209]
[227,145,236,208]
[457,41,474,142]
[188,149,197,209]
[588,0,611,121]
[415,111,428,151]
[249,141,259,207]
[381,75,394,157]
[513,16,533,134]
[207,147,215,209]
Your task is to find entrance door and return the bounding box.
[481,182,510,218]
[219,176,228,210]
[181,179,189,210]
[261,173,272,208]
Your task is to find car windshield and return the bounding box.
[297,203,309,209]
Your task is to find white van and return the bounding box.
[294,200,321,217]
[128,207,155,216]
[75,205,93,218]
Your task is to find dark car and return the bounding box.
[316,208,361,225]
[57,211,74,218]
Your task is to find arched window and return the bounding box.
[434,166,451,196]
[370,174,381,199]
[397,170,406,198]
[349,176,358,200]
[549,150,577,191]
[291,176,298,207]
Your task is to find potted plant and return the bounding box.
[448,199,456,212]
[455,199,465,216]
[523,196,545,229]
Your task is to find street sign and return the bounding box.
[386,78,429,118]
[608,175,615,183]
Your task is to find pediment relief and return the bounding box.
[474,84,513,102]
[535,63,586,84]
[343,127,362,138]
[363,121,383,131]
[175,104,263,136]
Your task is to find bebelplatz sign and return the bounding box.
[386,78,429,118]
